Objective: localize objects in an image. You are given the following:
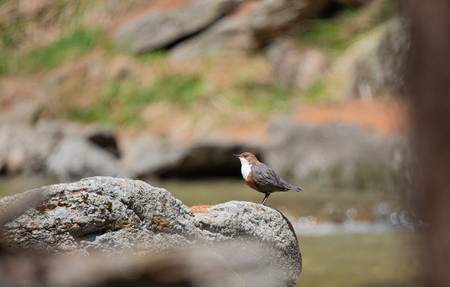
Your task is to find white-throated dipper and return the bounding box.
[234,152,302,205]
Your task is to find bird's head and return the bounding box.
[233,152,259,165]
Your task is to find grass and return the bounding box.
[299,232,419,287]
[297,9,359,55]
[0,18,24,49]
[26,27,100,72]
[0,15,24,74]
[297,0,397,56]
[299,20,351,53]
[303,80,327,103]
[154,74,203,105]
[0,26,101,75]
[68,74,203,126]
[0,0,99,75]
[230,82,294,115]
[0,48,15,75]
[136,51,168,62]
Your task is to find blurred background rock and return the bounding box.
[0,1,419,287]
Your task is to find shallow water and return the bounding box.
[154,179,401,222]
[294,218,395,236]
[0,176,55,196]
[299,231,419,287]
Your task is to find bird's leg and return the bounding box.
[261,193,270,205]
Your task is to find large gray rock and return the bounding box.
[34,120,121,157]
[194,202,301,284]
[46,137,126,180]
[0,122,123,179]
[0,125,56,175]
[122,135,186,178]
[170,0,330,59]
[0,78,48,125]
[267,38,328,89]
[1,177,301,286]
[170,15,256,59]
[114,0,239,53]
[123,136,261,178]
[351,19,409,98]
[266,119,404,189]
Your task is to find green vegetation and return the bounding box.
[297,0,397,56]
[230,82,294,115]
[0,16,23,74]
[0,49,15,75]
[299,232,419,287]
[0,18,24,49]
[155,74,203,105]
[0,26,101,75]
[0,0,398,125]
[299,19,353,53]
[297,9,359,54]
[68,74,203,126]
[136,51,168,62]
[26,27,100,72]
[303,80,327,103]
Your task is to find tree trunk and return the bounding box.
[404,1,450,286]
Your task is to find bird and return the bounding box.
[234,152,302,205]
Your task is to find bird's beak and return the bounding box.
[233,154,240,158]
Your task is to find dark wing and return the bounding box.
[251,163,293,193]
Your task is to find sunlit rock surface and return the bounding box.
[0,123,125,179]
[123,136,261,178]
[114,0,239,53]
[170,0,330,59]
[266,119,405,189]
[1,176,301,286]
[352,19,409,98]
[267,38,328,90]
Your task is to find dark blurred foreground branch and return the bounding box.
[0,188,46,230]
[0,239,285,287]
[404,0,450,286]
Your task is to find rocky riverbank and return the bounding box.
[0,119,405,190]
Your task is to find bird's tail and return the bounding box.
[286,183,302,192]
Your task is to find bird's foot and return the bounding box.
[261,194,270,205]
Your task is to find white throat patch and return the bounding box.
[239,157,252,180]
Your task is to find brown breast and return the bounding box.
[245,171,257,190]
